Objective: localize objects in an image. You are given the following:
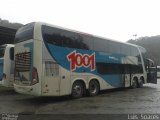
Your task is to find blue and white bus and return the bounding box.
[0,44,14,87]
[14,22,157,98]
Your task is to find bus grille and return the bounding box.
[15,52,32,72]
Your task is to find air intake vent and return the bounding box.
[15,52,32,71]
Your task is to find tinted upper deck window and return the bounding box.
[42,25,89,50]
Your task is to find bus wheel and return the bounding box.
[88,80,100,96]
[138,79,143,88]
[131,78,138,89]
[71,81,84,99]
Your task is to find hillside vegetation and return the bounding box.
[0,18,22,29]
[128,36,160,65]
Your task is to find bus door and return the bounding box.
[123,65,131,87]
[59,69,71,96]
[147,66,157,84]
[42,61,61,96]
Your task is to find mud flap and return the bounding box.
[147,66,157,84]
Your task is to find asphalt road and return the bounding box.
[0,80,160,120]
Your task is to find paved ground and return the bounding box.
[0,80,160,119]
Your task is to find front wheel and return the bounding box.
[88,80,100,96]
[71,81,84,99]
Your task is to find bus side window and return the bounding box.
[10,47,14,60]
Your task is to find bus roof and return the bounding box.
[27,22,142,49]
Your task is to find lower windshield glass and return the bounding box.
[0,46,6,58]
[15,22,35,43]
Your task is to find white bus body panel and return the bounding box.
[14,40,41,96]
[0,44,14,88]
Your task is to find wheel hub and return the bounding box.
[73,85,82,95]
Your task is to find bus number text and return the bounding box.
[67,50,95,71]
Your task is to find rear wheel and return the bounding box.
[71,81,84,99]
[88,80,100,96]
[138,79,143,88]
[131,78,138,88]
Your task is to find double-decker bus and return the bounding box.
[14,22,157,98]
[0,44,14,87]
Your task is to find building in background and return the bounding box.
[0,19,22,45]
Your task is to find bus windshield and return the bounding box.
[0,46,6,58]
[15,22,35,43]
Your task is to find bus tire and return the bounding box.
[71,81,84,99]
[138,78,143,88]
[88,80,100,96]
[131,78,138,89]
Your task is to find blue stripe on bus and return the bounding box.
[46,43,125,88]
